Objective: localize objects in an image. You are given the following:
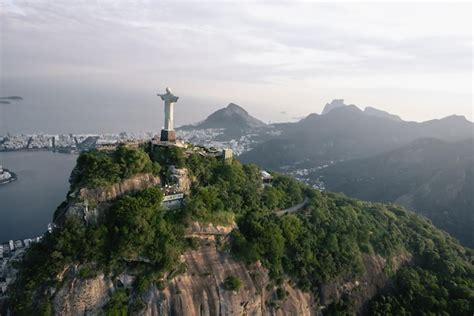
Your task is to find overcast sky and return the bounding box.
[0,1,472,133]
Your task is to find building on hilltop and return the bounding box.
[222,148,233,162]
[261,170,273,185]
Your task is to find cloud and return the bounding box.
[0,0,472,129]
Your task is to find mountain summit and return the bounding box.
[321,99,346,114]
[322,99,402,122]
[180,103,266,131]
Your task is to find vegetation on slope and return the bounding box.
[8,186,186,313]
[183,151,305,225]
[71,146,161,189]
[231,192,474,314]
[6,144,474,315]
[223,275,242,291]
[313,138,474,248]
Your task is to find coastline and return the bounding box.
[0,148,77,154]
[0,151,77,242]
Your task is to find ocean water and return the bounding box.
[0,151,77,242]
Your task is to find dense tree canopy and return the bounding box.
[7,144,474,315]
[9,187,185,314]
[182,154,306,225]
[232,192,474,314]
[71,146,161,189]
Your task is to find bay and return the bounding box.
[0,151,77,242]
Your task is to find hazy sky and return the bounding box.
[0,1,472,134]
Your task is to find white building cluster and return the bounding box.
[177,128,257,156]
[0,132,155,152]
[0,134,29,150]
[0,236,42,297]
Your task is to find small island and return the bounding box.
[0,165,17,185]
[0,96,23,105]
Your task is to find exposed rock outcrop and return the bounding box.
[53,272,114,315]
[185,221,236,238]
[144,241,316,316]
[51,239,317,316]
[169,166,191,193]
[55,173,161,225]
[320,252,413,312]
[51,239,412,315]
[79,173,161,204]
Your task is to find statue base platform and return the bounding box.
[160,129,176,142]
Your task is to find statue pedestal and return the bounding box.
[160,129,176,142]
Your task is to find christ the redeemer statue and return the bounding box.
[157,87,179,142]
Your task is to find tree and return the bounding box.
[262,186,284,210]
[223,276,242,291]
[115,146,160,178]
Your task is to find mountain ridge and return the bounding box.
[364,106,402,121]
[240,102,473,169]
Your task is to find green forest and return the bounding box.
[6,145,474,315]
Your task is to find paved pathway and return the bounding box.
[275,197,309,216]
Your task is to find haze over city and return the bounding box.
[1,1,472,134]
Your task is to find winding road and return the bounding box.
[275,197,309,216]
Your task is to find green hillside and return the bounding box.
[6,144,474,315]
[313,138,474,248]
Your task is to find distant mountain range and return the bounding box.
[182,100,473,247]
[240,102,473,169]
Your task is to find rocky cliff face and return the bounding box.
[320,252,412,313]
[51,238,316,316]
[169,166,191,193]
[143,240,316,316]
[79,173,161,204]
[50,223,412,316]
[54,270,114,315]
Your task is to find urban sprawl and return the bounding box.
[0,129,254,156]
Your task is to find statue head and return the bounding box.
[158,87,179,102]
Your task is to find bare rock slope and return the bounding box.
[143,241,316,316]
[52,222,412,315]
[52,239,316,316]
